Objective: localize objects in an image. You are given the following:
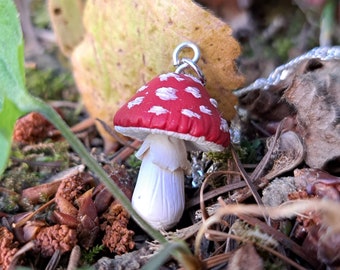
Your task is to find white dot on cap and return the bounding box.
[159,73,184,82]
[210,98,218,108]
[137,85,148,92]
[156,87,178,100]
[220,118,229,132]
[185,87,201,98]
[200,105,212,115]
[148,106,169,115]
[183,74,204,85]
[127,96,144,109]
[181,109,201,119]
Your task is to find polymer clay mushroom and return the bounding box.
[114,72,230,229]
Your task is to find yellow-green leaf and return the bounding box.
[71,0,244,149]
[48,0,85,57]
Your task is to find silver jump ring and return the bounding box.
[172,42,205,84]
[175,58,206,85]
[172,41,201,66]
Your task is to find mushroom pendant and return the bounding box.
[113,42,230,230]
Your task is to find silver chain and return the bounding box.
[234,46,340,97]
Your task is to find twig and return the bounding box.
[49,117,95,136]
[96,118,137,148]
[67,245,81,270]
[12,198,55,228]
[111,140,141,163]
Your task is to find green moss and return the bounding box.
[238,139,263,164]
[125,154,141,183]
[1,141,71,194]
[205,139,263,165]
[272,37,293,60]
[25,67,74,100]
[81,244,105,264]
[0,163,40,193]
[0,193,20,213]
[206,150,232,164]
[30,0,50,29]
[126,154,141,170]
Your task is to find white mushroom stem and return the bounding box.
[132,134,191,230]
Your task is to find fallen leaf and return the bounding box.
[264,131,305,180]
[284,58,340,173]
[227,243,263,270]
[48,0,85,57]
[70,0,244,150]
[235,48,340,174]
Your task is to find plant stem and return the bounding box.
[33,98,167,244]
[320,0,337,46]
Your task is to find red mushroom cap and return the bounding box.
[113,73,230,151]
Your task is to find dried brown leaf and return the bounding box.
[227,243,263,270]
[264,131,305,180]
[283,59,340,172]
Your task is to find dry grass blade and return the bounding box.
[249,118,288,181]
[231,146,264,207]
[201,251,235,269]
[194,227,307,270]
[195,199,340,268]
[199,172,232,222]
[45,249,62,270]
[185,177,245,209]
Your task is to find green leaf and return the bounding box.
[0,0,40,174]
[0,97,21,173]
[0,0,25,90]
[0,0,25,175]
